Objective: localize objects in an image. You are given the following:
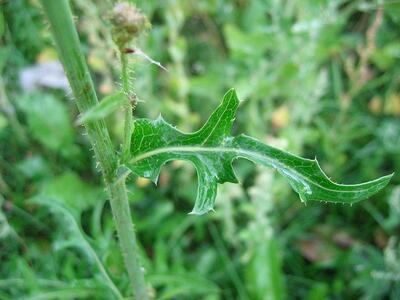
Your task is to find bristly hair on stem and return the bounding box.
[109,2,147,163]
[40,0,150,299]
[120,51,136,163]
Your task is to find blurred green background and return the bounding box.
[1,0,400,299]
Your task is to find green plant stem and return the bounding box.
[121,52,133,163]
[40,1,148,299]
[109,179,147,297]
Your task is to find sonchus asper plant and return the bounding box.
[39,0,392,299]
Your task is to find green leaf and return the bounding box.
[128,89,393,215]
[76,91,125,124]
[38,171,103,215]
[30,172,122,299]
[16,93,75,153]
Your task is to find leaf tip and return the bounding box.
[75,116,84,126]
[299,194,308,205]
[223,88,239,102]
[379,172,394,187]
[189,207,214,216]
[151,175,159,185]
[365,172,394,192]
[156,114,165,122]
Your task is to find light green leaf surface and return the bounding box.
[38,172,102,215]
[16,93,74,153]
[77,91,125,124]
[128,89,392,215]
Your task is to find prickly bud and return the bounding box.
[109,2,149,48]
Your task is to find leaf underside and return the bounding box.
[128,89,392,215]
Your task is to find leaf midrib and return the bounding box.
[130,145,384,195]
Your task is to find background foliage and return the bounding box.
[1,0,399,299]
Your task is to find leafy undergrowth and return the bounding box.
[1,0,399,299]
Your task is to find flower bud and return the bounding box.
[109,2,149,48]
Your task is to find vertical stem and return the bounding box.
[40,1,149,299]
[109,179,148,299]
[121,52,133,163]
[40,0,115,181]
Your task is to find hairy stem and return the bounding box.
[109,179,148,299]
[121,52,133,163]
[40,1,148,299]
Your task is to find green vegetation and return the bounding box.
[1,0,399,299]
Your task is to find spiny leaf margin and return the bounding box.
[128,89,392,215]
